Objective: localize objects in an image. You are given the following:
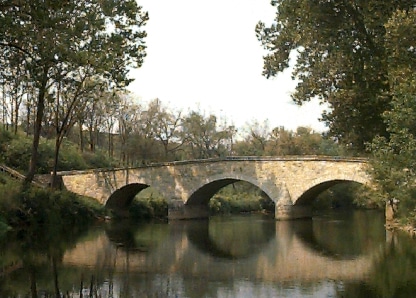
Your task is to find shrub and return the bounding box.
[3,137,33,172]
[82,150,113,169]
[0,216,11,237]
[0,186,105,229]
[58,140,87,170]
[0,130,14,162]
[209,195,265,215]
[129,197,168,220]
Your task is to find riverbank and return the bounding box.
[0,172,105,236]
[386,219,416,238]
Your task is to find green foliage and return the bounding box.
[256,1,415,151]
[234,125,346,156]
[129,197,168,220]
[1,132,112,173]
[0,187,104,229]
[0,0,148,181]
[367,76,416,217]
[313,183,376,210]
[181,111,236,159]
[2,137,33,172]
[209,182,274,215]
[82,150,114,169]
[0,216,11,237]
[209,196,263,215]
[0,130,14,160]
[57,140,88,171]
[0,174,21,209]
[367,9,416,220]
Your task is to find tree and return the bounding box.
[181,111,236,159]
[145,99,184,161]
[367,9,416,218]
[117,93,142,166]
[256,1,415,152]
[47,77,111,186]
[265,126,294,156]
[239,120,271,156]
[0,0,148,184]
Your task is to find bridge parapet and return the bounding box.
[57,156,368,176]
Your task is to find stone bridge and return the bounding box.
[58,156,371,220]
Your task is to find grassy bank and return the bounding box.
[0,172,105,236]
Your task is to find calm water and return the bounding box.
[1,210,416,297]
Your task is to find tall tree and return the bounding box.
[367,9,416,217]
[181,111,235,159]
[256,0,415,152]
[0,0,148,184]
[240,119,271,156]
[145,99,184,160]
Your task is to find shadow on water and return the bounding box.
[104,219,169,253]
[186,214,276,259]
[293,210,386,259]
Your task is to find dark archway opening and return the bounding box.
[187,179,275,216]
[106,184,168,220]
[128,187,168,220]
[295,180,375,212]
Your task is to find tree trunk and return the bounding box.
[14,95,19,135]
[79,123,84,152]
[25,65,49,185]
[51,135,62,189]
[89,126,95,152]
[26,104,31,136]
[52,256,60,298]
[30,265,38,298]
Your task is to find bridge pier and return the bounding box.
[168,200,210,220]
[275,204,312,220]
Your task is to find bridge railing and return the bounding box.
[0,164,46,188]
[56,155,369,176]
[0,164,26,180]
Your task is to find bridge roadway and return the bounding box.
[57,156,370,220]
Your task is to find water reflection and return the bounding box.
[2,210,416,297]
[295,210,386,259]
[186,215,275,259]
[105,220,168,252]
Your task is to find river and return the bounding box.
[1,210,416,297]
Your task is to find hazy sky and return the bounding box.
[128,0,328,132]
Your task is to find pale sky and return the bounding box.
[128,0,328,132]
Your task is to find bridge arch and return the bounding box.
[186,174,280,206]
[106,183,150,215]
[295,179,365,206]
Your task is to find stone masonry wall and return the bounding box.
[60,157,370,208]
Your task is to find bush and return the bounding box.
[58,140,88,170]
[0,131,114,173]
[0,216,11,237]
[3,137,33,172]
[0,174,21,221]
[82,150,113,168]
[0,130,14,162]
[0,186,105,229]
[129,197,168,220]
[209,195,265,215]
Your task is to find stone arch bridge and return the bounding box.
[58,156,371,220]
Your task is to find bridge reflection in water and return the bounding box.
[62,212,385,289]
